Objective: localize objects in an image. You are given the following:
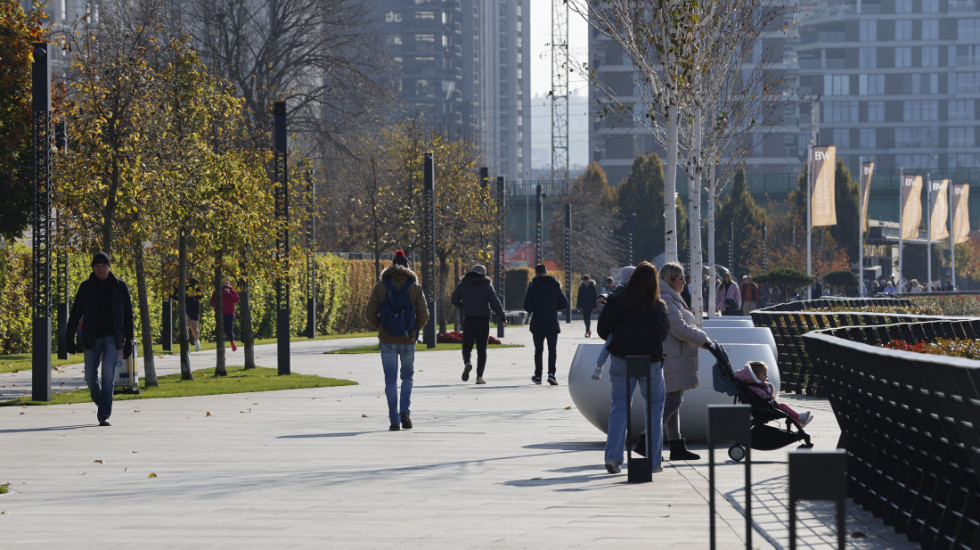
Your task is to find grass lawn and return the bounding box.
[0,331,377,375]
[325,342,522,354]
[0,366,355,407]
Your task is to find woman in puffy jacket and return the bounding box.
[596,261,670,475]
[715,272,741,316]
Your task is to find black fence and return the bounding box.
[802,320,980,550]
[750,297,925,395]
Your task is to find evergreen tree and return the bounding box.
[615,153,687,263]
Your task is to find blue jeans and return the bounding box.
[380,343,415,425]
[596,333,613,366]
[604,356,665,469]
[84,335,119,421]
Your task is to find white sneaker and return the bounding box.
[604,458,621,474]
[798,411,813,428]
[195,341,201,352]
[475,377,486,384]
[591,365,603,381]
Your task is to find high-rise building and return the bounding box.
[367,0,531,183]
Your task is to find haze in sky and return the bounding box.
[528,3,589,171]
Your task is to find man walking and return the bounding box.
[576,275,598,338]
[741,275,759,315]
[65,252,135,426]
[523,264,569,385]
[451,264,506,384]
[365,250,429,431]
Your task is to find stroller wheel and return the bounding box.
[728,444,746,462]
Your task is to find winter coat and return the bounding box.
[451,271,505,321]
[733,365,776,403]
[661,284,709,393]
[66,271,135,351]
[596,292,669,362]
[365,264,430,344]
[210,285,240,315]
[715,281,741,314]
[523,275,568,335]
[576,280,598,312]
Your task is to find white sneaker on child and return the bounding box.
[798,411,813,428]
[591,365,603,381]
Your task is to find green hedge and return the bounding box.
[0,247,371,355]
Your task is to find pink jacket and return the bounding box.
[733,365,775,403]
[210,285,240,315]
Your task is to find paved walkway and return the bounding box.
[0,326,915,549]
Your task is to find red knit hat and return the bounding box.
[392,250,409,267]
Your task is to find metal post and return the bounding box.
[626,213,635,266]
[788,450,847,550]
[564,203,571,323]
[950,180,956,289]
[626,355,652,483]
[708,404,752,550]
[31,42,52,402]
[535,184,544,266]
[274,101,290,374]
[305,170,316,339]
[495,176,505,338]
[423,153,437,348]
[54,121,68,360]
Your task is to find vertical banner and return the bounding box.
[810,145,837,227]
[929,179,950,242]
[952,183,971,244]
[860,161,874,228]
[901,174,923,240]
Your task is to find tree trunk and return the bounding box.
[133,242,158,386]
[213,262,226,376]
[178,229,193,380]
[664,102,680,263]
[240,255,255,370]
[437,254,449,334]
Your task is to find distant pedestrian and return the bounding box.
[523,264,569,385]
[365,250,429,430]
[715,272,741,315]
[741,275,759,315]
[210,279,240,351]
[65,252,135,427]
[172,277,203,351]
[576,275,598,338]
[451,264,506,384]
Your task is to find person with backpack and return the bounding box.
[450,264,506,384]
[365,250,430,431]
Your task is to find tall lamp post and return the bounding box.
[423,153,437,348]
[305,170,316,339]
[32,42,52,401]
[274,101,290,374]
[535,184,545,266]
[626,212,635,266]
[54,121,69,360]
[494,176,505,338]
[564,204,571,323]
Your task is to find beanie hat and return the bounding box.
[472,264,487,276]
[620,265,635,284]
[392,250,409,267]
[91,251,110,267]
[535,264,547,275]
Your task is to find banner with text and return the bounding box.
[860,161,874,229]
[929,179,950,241]
[900,174,923,240]
[810,145,836,227]
[952,183,971,244]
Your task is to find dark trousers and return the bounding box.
[462,316,491,377]
[532,332,559,377]
[582,310,593,333]
[223,313,236,342]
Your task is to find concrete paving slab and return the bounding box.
[1,326,917,549]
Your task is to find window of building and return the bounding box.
[416,33,435,51]
[958,19,980,41]
[859,47,877,68]
[952,71,980,93]
[950,127,975,147]
[860,128,877,148]
[923,0,940,12]
[386,34,403,46]
[833,129,850,148]
[922,19,939,40]
[860,74,885,95]
[950,99,975,119]
[921,46,940,67]
[895,47,913,68]
[415,10,435,20]
[826,101,859,123]
[949,153,980,168]
[860,20,877,41]
[868,101,886,122]
[895,0,912,13]
[895,20,913,41]
[896,154,937,169]
[825,74,850,95]
[903,100,939,121]
[385,11,402,23]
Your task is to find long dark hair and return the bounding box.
[621,261,665,314]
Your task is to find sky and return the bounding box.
[528,3,589,171]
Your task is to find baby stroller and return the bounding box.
[708,341,813,461]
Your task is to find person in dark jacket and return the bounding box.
[596,261,670,474]
[65,252,135,426]
[172,277,203,351]
[523,264,569,385]
[451,264,506,384]
[576,275,598,338]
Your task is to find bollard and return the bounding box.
[708,404,752,550]
[625,355,652,483]
[789,449,847,550]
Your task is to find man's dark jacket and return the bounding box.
[576,280,598,311]
[66,272,135,352]
[523,275,569,335]
[451,272,505,320]
[596,293,670,362]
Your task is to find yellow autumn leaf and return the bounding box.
[147,473,157,478]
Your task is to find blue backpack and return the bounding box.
[380,279,417,338]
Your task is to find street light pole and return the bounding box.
[274,101,290,374]
[423,153,437,348]
[495,176,505,338]
[535,184,544,267]
[31,42,52,402]
[564,203,571,323]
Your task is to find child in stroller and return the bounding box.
[709,343,813,461]
[734,361,814,428]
